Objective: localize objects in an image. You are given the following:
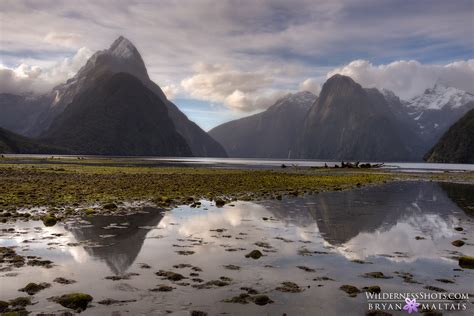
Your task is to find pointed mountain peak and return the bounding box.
[108,36,140,59]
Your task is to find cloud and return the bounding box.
[162,84,180,99]
[299,78,321,95]
[327,59,474,100]
[181,63,285,111]
[44,32,83,47]
[0,47,92,94]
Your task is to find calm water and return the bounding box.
[1,182,473,315]
[3,154,474,171]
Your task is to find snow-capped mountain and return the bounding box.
[407,84,474,110]
[394,84,474,148]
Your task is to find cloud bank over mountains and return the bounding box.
[0,0,472,118]
[328,59,474,100]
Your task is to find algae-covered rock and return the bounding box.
[19,282,51,295]
[340,285,360,297]
[245,250,263,259]
[8,297,32,307]
[459,256,474,269]
[42,214,57,227]
[275,281,303,293]
[155,270,186,281]
[252,294,273,306]
[52,293,93,311]
[363,285,381,294]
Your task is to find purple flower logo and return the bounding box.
[403,297,420,314]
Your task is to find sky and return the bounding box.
[0,0,473,130]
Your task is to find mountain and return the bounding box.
[424,109,474,164]
[0,127,69,154]
[42,72,192,156]
[404,84,474,147]
[0,36,226,157]
[209,91,316,158]
[0,94,51,136]
[297,74,422,161]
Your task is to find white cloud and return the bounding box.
[299,78,321,96]
[162,84,180,100]
[0,47,92,94]
[181,63,285,111]
[44,32,83,47]
[327,59,474,100]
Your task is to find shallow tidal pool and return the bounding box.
[1,181,473,315]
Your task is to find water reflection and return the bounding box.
[64,208,163,274]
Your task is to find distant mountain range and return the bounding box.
[0,36,226,157]
[0,37,472,162]
[209,91,316,158]
[211,74,472,162]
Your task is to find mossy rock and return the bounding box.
[102,203,117,210]
[41,214,57,227]
[245,250,263,259]
[459,256,474,269]
[52,293,93,311]
[363,285,381,294]
[340,284,360,297]
[8,297,31,307]
[252,294,273,305]
[82,208,95,216]
[19,282,51,295]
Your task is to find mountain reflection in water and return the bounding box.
[64,208,163,274]
[62,182,471,273]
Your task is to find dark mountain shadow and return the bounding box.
[65,207,163,274]
[440,182,474,218]
[260,182,465,246]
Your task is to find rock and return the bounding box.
[275,282,303,293]
[155,270,186,281]
[424,285,447,293]
[51,293,93,311]
[252,294,273,306]
[191,311,208,316]
[223,293,251,304]
[215,199,226,207]
[245,250,263,259]
[42,214,57,227]
[9,297,32,307]
[459,256,474,269]
[363,285,381,294]
[19,282,51,295]
[363,272,392,279]
[435,278,455,284]
[366,311,393,316]
[103,203,117,210]
[27,259,53,268]
[223,264,240,270]
[340,285,361,297]
[150,285,174,292]
[97,298,137,305]
[192,280,230,289]
[451,240,465,247]
[0,300,9,312]
[415,236,426,240]
[53,277,76,285]
[297,266,316,272]
[454,227,463,231]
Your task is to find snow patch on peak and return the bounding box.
[284,91,317,106]
[406,84,474,110]
[108,36,139,59]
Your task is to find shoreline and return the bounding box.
[1,157,473,224]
